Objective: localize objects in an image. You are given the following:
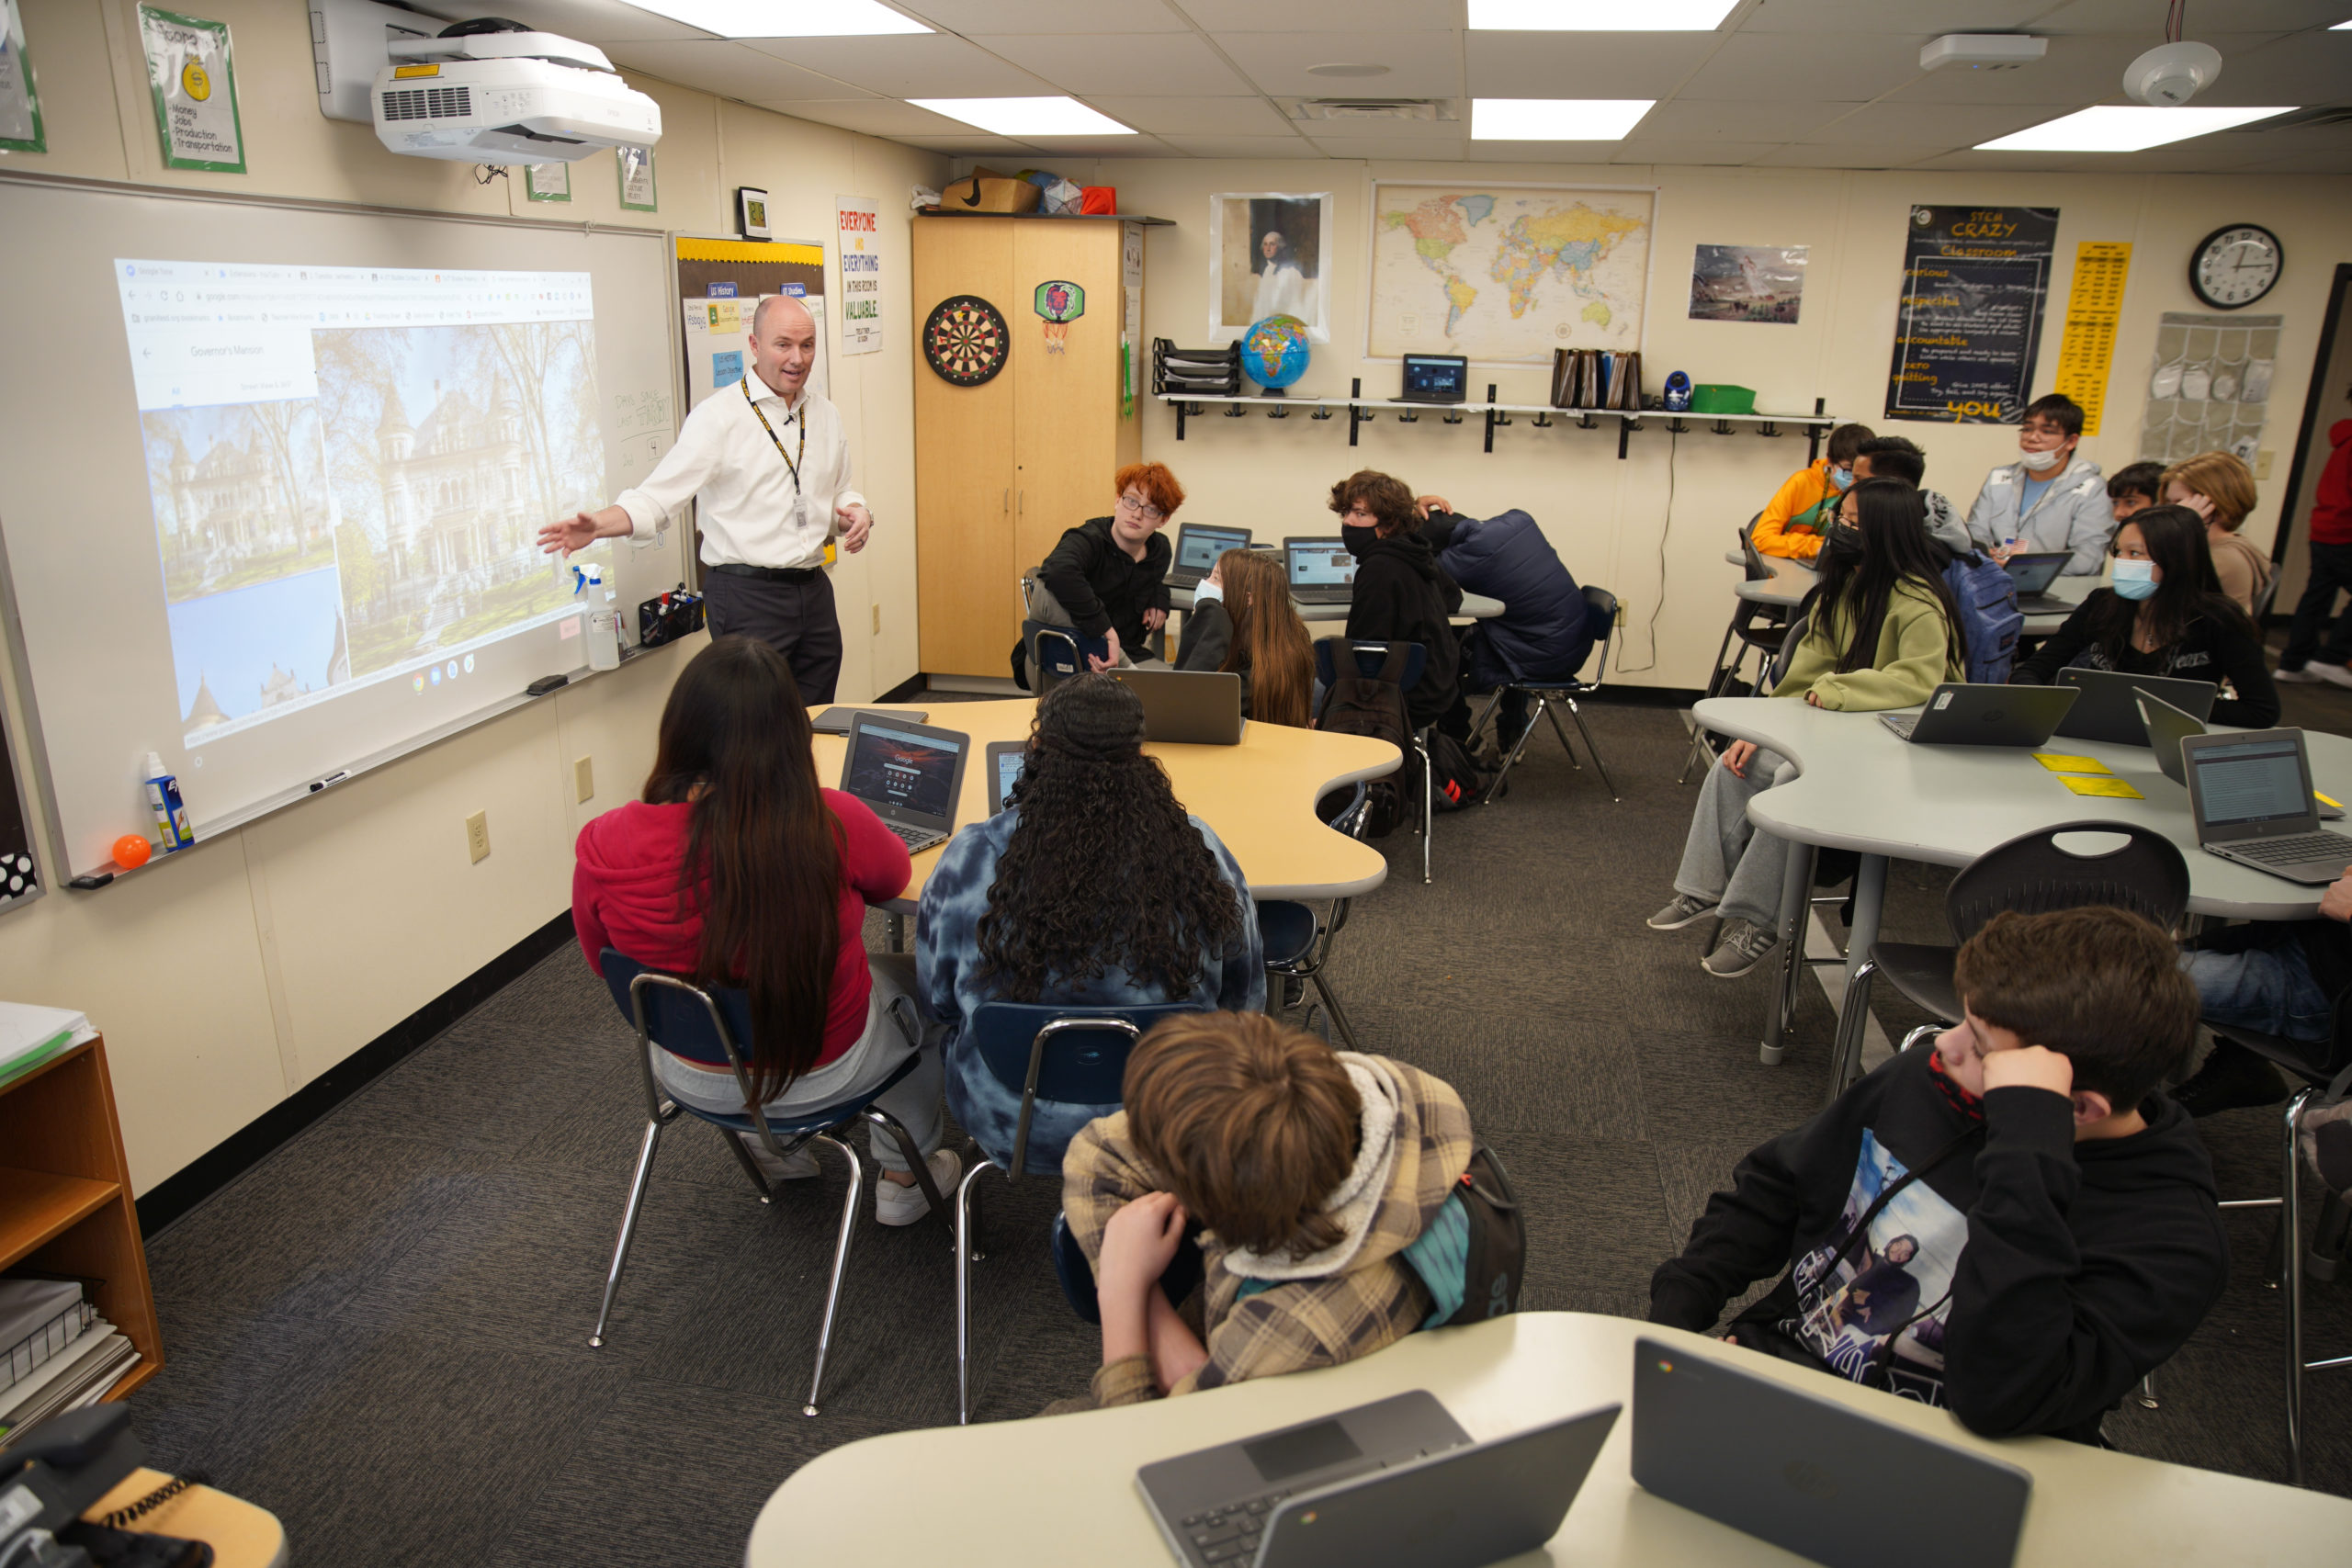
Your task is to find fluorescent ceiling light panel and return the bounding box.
[1975,105,2296,152]
[623,0,929,36]
[910,97,1137,136]
[1472,98,1655,140]
[1468,0,1738,28]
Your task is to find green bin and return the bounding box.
[1688,383,1757,415]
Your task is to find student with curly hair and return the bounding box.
[917,674,1264,1170]
[1175,547,1317,728]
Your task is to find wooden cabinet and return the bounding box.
[0,1039,162,1406]
[913,217,1144,677]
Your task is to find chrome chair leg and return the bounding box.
[955,1157,1000,1425]
[2283,1086,2316,1485]
[1560,698,1619,802]
[1420,736,1433,885]
[717,1122,777,1203]
[590,1118,663,1348]
[1308,971,1362,1050]
[1487,698,1544,798]
[2137,1371,2159,1409]
[803,1132,863,1417]
[1826,957,1881,1105]
[862,1107,950,1238]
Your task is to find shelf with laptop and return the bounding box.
[1160,523,1502,622]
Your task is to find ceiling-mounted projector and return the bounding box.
[2123,39,2222,107]
[370,17,661,164]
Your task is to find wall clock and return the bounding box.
[2188,223,2282,310]
[923,294,1010,386]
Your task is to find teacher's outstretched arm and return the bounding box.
[537,506,634,557]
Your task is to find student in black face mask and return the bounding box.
[1328,469,1464,729]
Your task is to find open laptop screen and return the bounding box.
[1176,526,1250,573]
[2190,737,2310,827]
[1288,542,1355,587]
[844,721,962,820]
[2004,553,2067,594]
[994,746,1024,811]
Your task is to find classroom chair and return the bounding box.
[1822,823,2189,1102]
[1312,637,1432,884]
[1258,784,1372,1048]
[951,999,1202,1424]
[1471,583,1623,803]
[589,952,948,1417]
[1022,620,1083,691]
[2199,990,2352,1486]
[1682,517,1797,784]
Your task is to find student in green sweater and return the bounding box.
[1652,479,1968,977]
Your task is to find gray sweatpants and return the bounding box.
[1672,747,1797,929]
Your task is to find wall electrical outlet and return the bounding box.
[871,603,882,635]
[465,810,491,863]
[574,755,594,803]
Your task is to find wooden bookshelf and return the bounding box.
[0,1038,162,1402]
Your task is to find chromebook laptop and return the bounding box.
[1396,354,1469,405]
[2052,668,2215,746]
[2135,689,2208,787]
[2001,551,2073,615]
[1136,1390,1620,1568]
[1113,667,1246,745]
[811,705,926,737]
[1168,524,1253,590]
[984,739,1025,814]
[1879,682,2076,747]
[1284,537,1356,605]
[2181,728,2352,884]
[837,712,968,854]
[1632,1338,2031,1568]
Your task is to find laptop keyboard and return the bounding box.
[2223,831,2352,866]
[1177,1491,1291,1565]
[882,821,948,854]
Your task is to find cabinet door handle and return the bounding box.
[1002,488,1009,513]
[1018,491,1024,516]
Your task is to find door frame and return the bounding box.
[2272,262,2352,574]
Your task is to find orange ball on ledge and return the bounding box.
[113,834,153,869]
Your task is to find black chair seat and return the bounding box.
[1871,942,1961,1026]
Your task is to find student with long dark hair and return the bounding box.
[572,637,956,1223]
[919,674,1263,1170]
[1650,479,1967,979]
[2008,504,2278,729]
[1175,547,1316,728]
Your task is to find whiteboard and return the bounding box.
[0,175,689,876]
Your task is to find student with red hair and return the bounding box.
[1021,462,1185,678]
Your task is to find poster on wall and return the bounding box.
[2050,242,2132,436]
[525,161,571,202]
[2138,310,2279,465]
[1883,205,2059,424]
[1689,243,1806,324]
[0,0,46,153]
[138,5,243,174]
[616,145,656,211]
[836,196,883,356]
[1366,183,1654,365]
[1210,192,1332,344]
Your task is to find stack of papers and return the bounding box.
[0,1002,95,1089]
[0,1278,90,1392]
[0,1313,138,1441]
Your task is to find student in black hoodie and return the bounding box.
[1328,469,1463,729]
[1650,905,2227,1445]
[1017,462,1182,681]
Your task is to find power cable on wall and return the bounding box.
[1613,429,1678,675]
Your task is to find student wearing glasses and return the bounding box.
[1021,463,1183,678]
[1750,422,1874,562]
[1963,394,2111,574]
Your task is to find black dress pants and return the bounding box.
[702,568,843,705]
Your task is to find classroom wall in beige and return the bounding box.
[0,0,944,1191]
[1046,157,2352,689]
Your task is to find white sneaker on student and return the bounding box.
[739,1132,820,1183]
[1646,893,1719,931]
[875,1147,961,1226]
[2276,665,2324,684]
[1702,920,1780,979]
[2312,662,2352,690]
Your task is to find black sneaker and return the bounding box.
[2170,1039,2290,1118]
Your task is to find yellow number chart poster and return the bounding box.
[2052,243,2132,435]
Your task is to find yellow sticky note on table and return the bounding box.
[2062,774,2144,799]
[2319,791,2342,810]
[2033,753,2110,775]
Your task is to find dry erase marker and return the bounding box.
[309,771,350,793]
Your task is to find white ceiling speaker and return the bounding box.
[1918,35,2048,72]
[2123,40,2223,107]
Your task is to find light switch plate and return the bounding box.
[574,755,594,803]
[466,810,490,863]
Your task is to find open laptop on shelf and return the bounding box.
[2181,728,2352,884]
[1136,1390,1620,1568]
[1167,523,1254,591]
[2001,551,2075,615]
[836,712,969,855]
[1879,682,2076,748]
[1395,353,1468,406]
[1283,537,1357,606]
[2052,668,2215,746]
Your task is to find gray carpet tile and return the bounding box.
[118,697,2352,1565]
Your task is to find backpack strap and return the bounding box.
[1375,641,1412,687]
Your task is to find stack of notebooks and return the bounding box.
[0,1001,95,1090]
[0,1277,139,1442]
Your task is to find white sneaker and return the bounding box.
[876,1147,961,1226]
[2312,662,2352,690]
[740,1132,820,1182]
[2276,665,2324,684]
[1647,893,1719,931]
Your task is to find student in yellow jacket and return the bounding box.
[1751,423,1876,561]
[1653,479,1966,978]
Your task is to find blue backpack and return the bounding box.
[1941,551,2024,685]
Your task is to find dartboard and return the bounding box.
[923,294,1010,387]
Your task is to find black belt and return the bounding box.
[708,562,822,583]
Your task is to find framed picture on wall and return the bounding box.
[738,186,772,242]
[525,161,571,203]
[1209,191,1333,344]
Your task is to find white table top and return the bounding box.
[744,1313,2352,1566]
[1720,551,2098,633]
[1169,584,1504,620]
[1692,695,2349,920]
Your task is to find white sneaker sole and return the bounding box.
[1647,903,1719,931]
[1702,946,1776,980]
[2313,665,2352,690]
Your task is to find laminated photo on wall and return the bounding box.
[1210,192,1332,344]
[1690,243,1806,324]
[0,0,45,153]
[138,5,243,174]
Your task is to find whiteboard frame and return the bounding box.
[0,169,691,888]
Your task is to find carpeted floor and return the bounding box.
[123,697,2352,1565]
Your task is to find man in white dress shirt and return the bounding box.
[1252,231,1309,323]
[536,294,872,702]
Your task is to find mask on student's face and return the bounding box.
[1192,580,1224,606]
[2112,558,2159,601]
[1828,466,1855,492]
[2019,445,2066,473]
[1821,523,1864,561]
[1341,522,1380,555]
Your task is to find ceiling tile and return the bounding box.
[766,98,978,135]
[1604,142,1767,165]
[1747,142,1955,167]
[1175,0,1462,29]
[973,33,1252,96]
[1676,30,1933,98]
[1159,134,1331,157]
[1013,133,1182,157]
[1886,33,2294,105]
[1798,101,2068,144]
[1080,96,1293,134]
[1736,0,2042,32]
[1460,139,1661,163]
[898,0,1191,32]
[742,34,1060,96]
[925,137,1035,159]
[1315,135,1469,160]
[2023,0,2322,35]
[2192,33,2352,105]
[1211,31,1464,97]
[1464,31,1723,97]
[444,0,714,44]
[1300,111,1465,140]
[608,39,876,101]
[1622,98,1866,141]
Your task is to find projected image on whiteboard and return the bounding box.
[119,258,610,745]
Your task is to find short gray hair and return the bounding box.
[752,293,814,337]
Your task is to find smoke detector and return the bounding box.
[1285,98,1457,122]
[1919,35,2048,72]
[2124,39,2223,107]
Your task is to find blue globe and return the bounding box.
[1240,314,1311,390]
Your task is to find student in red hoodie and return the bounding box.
[572,636,957,1224]
[2276,419,2352,688]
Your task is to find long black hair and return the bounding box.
[978,674,1245,1001]
[641,637,840,1107]
[1804,478,1967,676]
[2079,503,2255,666]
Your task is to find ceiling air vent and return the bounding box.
[1285,98,1458,122]
[2227,106,2352,131]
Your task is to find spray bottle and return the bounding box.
[144,752,192,851]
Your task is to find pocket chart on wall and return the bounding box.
[2139,311,2280,465]
[0,0,46,153]
[138,5,242,174]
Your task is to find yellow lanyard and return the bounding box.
[741,376,806,494]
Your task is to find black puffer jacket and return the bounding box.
[1344,530,1462,728]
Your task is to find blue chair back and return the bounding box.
[1023,620,1083,690]
[967,1000,1201,1175]
[1312,637,1427,694]
[601,950,749,1069]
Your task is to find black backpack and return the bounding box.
[1423,729,1487,813]
[1316,642,1416,838]
[1400,1143,1526,1327]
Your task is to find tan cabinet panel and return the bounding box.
[913,220,1017,676]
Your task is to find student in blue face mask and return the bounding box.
[2007,504,2278,728]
